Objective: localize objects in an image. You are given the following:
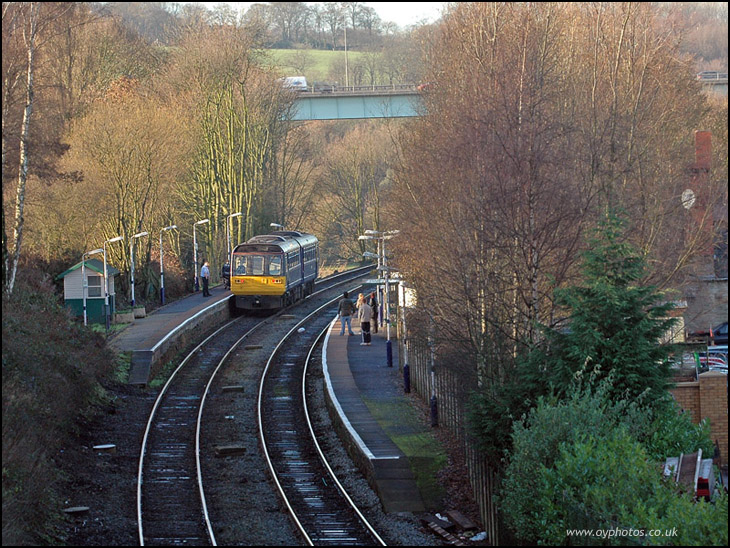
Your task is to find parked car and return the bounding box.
[688,321,728,346]
[280,76,308,92]
[312,81,336,93]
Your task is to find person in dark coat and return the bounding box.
[368,291,379,333]
[337,291,356,335]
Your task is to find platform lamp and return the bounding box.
[270,222,285,231]
[360,234,382,328]
[399,280,411,393]
[159,225,177,305]
[193,218,210,292]
[378,264,399,368]
[362,249,379,297]
[362,230,382,272]
[103,235,124,332]
[227,212,242,258]
[129,231,148,309]
[82,248,104,327]
[360,229,400,368]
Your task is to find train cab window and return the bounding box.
[248,256,265,276]
[232,256,247,275]
[269,256,282,276]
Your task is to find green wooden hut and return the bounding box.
[56,258,120,323]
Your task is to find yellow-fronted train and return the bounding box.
[229,230,318,312]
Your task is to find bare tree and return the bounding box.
[318,123,389,259]
[389,3,717,388]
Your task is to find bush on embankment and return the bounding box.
[2,266,115,545]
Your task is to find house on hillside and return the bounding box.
[56,258,120,324]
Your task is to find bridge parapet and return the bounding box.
[296,84,419,97]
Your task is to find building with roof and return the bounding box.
[56,258,120,324]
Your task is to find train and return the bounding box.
[229,230,318,312]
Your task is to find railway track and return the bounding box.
[135,266,375,546]
[258,295,386,546]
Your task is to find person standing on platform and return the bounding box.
[358,298,372,346]
[368,291,379,333]
[201,260,211,297]
[338,291,356,335]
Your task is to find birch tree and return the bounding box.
[5,1,38,295]
[389,2,714,386]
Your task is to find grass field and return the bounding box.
[262,48,366,83]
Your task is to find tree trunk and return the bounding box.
[7,2,38,296]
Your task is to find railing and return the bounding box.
[697,71,728,81]
[300,83,419,95]
[398,317,501,544]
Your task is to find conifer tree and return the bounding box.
[534,212,677,405]
[468,212,678,462]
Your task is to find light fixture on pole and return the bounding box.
[399,280,410,393]
[227,212,242,258]
[378,264,399,367]
[362,231,381,273]
[159,225,177,305]
[270,222,285,231]
[103,235,124,332]
[82,248,103,327]
[129,231,148,309]
[193,218,210,292]
[361,229,400,367]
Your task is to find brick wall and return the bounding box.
[672,381,701,420]
[670,371,728,466]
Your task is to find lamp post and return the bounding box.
[270,222,285,231]
[344,18,349,89]
[129,231,148,308]
[399,280,410,393]
[227,212,242,258]
[103,235,124,332]
[364,230,383,272]
[82,248,103,327]
[360,230,400,367]
[193,218,210,292]
[159,225,177,305]
[429,317,438,427]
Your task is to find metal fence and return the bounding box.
[397,308,501,544]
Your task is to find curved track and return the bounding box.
[136,267,374,546]
[258,293,386,546]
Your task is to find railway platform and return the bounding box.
[110,282,429,515]
[110,284,231,386]
[323,317,427,513]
